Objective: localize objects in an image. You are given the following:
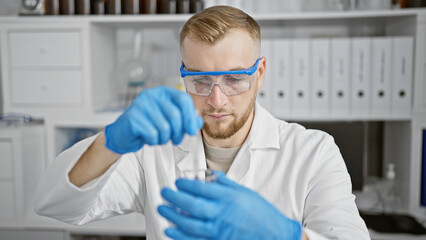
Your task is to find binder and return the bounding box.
[391,37,413,116]
[371,37,392,116]
[203,0,217,8]
[311,39,330,116]
[256,0,270,13]
[291,39,310,116]
[351,37,371,116]
[271,39,291,118]
[331,38,351,116]
[422,130,426,206]
[216,0,228,6]
[258,39,273,111]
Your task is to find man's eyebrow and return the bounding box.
[184,66,248,72]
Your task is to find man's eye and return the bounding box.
[192,77,211,85]
[224,75,245,83]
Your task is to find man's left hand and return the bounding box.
[158,171,302,240]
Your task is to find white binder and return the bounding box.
[271,39,291,118]
[311,39,330,116]
[291,39,310,116]
[391,36,413,116]
[351,37,371,116]
[371,37,392,116]
[331,38,351,116]
[203,0,217,8]
[256,0,270,13]
[258,39,273,111]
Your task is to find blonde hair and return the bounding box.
[180,5,260,46]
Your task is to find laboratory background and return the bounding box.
[0,0,426,239]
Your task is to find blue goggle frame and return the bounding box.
[180,58,261,78]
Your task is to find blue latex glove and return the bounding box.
[105,86,203,154]
[158,172,302,240]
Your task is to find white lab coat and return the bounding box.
[34,103,370,240]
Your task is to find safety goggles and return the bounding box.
[180,58,261,96]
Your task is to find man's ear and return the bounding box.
[257,56,266,90]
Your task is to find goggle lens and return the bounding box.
[183,74,254,96]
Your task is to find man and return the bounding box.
[34,6,370,240]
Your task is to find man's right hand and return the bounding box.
[105,86,204,154]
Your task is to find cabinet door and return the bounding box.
[0,140,13,179]
[0,229,66,240]
[9,31,81,67]
[0,182,15,218]
[11,70,83,106]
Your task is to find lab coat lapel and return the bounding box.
[174,132,207,174]
[226,143,251,183]
[226,103,280,183]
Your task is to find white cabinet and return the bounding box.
[0,141,13,179]
[0,229,67,240]
[0,125,45,221]
[6,30,84,107]
[9,31,81,67]
[11,70,83,106]
[0,23,92,117]
[0,182,15,218]
[0,140,15,219]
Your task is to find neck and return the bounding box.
[202,110,254,148]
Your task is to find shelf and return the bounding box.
[0,8,422,24]
[281,115,412,122]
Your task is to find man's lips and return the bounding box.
[206,113,231,120]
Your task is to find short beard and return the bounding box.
[202,93,256,140]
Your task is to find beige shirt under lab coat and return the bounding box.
[34,103,370,240]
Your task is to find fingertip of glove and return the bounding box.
[211,170,225,179]
[197,116,204,129]
[175,178,185,188]
[164,228,176,238]
[157,205,166,215]
[160,187,172,198]
[172,137,182,146]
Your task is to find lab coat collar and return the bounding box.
[246,102,280,150]
[174,132,207,173]
[225,102,280,182]
[173,102,280,181]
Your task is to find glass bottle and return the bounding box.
[121,0,135,14]
[156,0,170,13]
[59,0,72,14]
[176,0,184,13]
[139,0,151,13]
[104,0,116,14]
[189,0,196,13]
[90,0,104,14]
[382,163,398,213]
[75,0,87,14]
[44,0,56,15]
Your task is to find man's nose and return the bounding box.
[207,83,228,108]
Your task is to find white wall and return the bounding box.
[0,0,20,15]
[0,1,24,113]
